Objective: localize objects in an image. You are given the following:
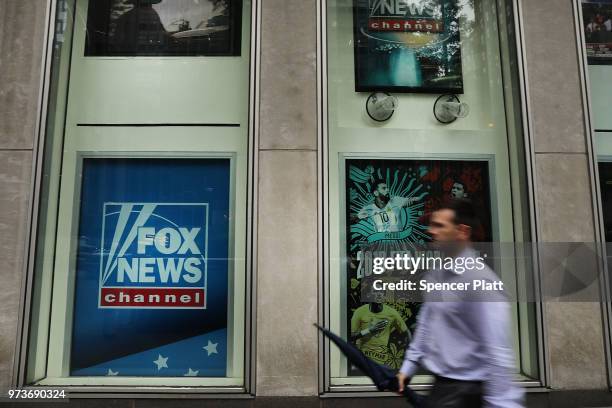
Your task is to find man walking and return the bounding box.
[397,199,524,407]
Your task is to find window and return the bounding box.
[322,0,540,389]
[581,0,612,240]
[580,1,612,377]
[25,0,253,390]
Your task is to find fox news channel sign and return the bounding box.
[366,0,445,33]
[353,0,464,93]
[69,158,230,376]
[99,203,208,309]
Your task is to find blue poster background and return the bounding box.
[70,158,230,377]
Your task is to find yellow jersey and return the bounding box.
[351,303,408,365]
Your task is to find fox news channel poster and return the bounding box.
[85,0,242,56]
[70,158,230,377]
[582,0,612,64]
[345,158,492,373]
[353,0,464,93]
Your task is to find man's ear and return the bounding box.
[457,224,472,241]
[373,190,379,197]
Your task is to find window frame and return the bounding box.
[316,0,548,395]
[13,0,262,397]
[573,0,612,391]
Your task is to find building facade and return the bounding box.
[1,0,612,407]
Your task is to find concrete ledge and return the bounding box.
[4,392,612,408]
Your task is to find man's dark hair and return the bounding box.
[371,178,387,191]
[441,198,480,232]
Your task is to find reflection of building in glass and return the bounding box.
[110,1,168,54]
[172,15,230,39]
[85,0,239,56]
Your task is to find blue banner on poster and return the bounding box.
[70,158,230,377]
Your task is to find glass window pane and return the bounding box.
[26,0,252,388]
[582,1,612,341]
[325,0,539,387]
[85,0,243,56]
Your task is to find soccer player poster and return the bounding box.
[70,157,230,377]
[345,158,492,373]
[353,0,464,93]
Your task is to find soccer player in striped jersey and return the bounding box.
[357,178,419,232]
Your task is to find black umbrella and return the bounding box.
[315,324,425,407]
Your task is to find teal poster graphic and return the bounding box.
[345,158,491,373]
[353,0,464,93]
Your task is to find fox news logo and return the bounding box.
[368,0,444,33]
[99,203,208,309]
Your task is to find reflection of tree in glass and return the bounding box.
[211,0,230,16]
[455,0,475,37]
[403,0,468,83]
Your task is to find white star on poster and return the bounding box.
[184,368,199,377]
[106,368,118,376]
[153,354,169,370]
[203,340,218,356]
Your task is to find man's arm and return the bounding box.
[395,197,414,208]
[470,301,524,408]
[352,208,368,223]
[350,308,386,341]
[397,302,431,391]
[350,309,361,338]
[350,320,389,341]
[394,310,409,334]
[391,311,411,350]
[396,192,428,208]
